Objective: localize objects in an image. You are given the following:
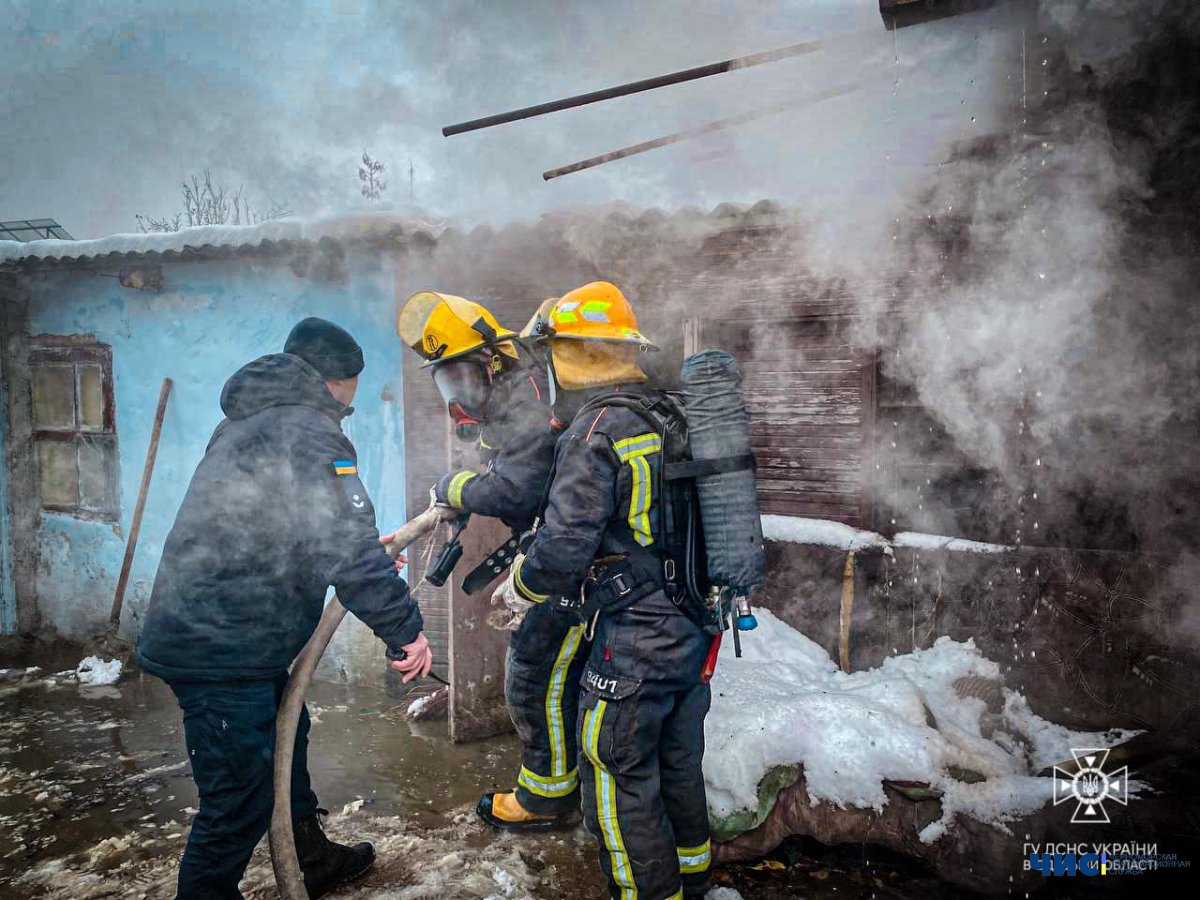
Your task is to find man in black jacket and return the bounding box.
[396,291,584,832]
[138,317,431,900]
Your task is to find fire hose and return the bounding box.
[268,503,458,899]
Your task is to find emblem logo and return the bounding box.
[1053,748,1129,824]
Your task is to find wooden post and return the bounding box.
[839,550,856,672]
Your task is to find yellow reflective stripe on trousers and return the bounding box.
[446,470,477,509]
[546,624,586,776]
[582,700,637,899]
[612,432,661,548]
[677,838,712,874]
[518,765,578,798]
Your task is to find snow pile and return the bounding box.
[761,514,1013,555]
[75,656,122,686]
[761,515,892,553]
[704,609,1135,842]
[407,693,435,717]
[892,532,1010,554]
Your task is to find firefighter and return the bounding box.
[138,317,433,899]
[502,282,713,900]
[394,291,588,831]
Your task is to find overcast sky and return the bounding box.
[2,0,1021,240]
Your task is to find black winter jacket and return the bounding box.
[513,383,667,602]
[433,363,559,533]
[137,353,422,681]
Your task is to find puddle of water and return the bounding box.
[0,656,1102,899]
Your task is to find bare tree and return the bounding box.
[358,150,387,201]
[135,169,292,233]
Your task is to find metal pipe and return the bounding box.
[543,83,856,181]
[269,504,458,899]
[443,39,823,137]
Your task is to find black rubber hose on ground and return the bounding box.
[269,504,457,899]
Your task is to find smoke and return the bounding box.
[849,0,1200,556]
[3,0,1007,239]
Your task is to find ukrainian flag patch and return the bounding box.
[331,459,358,476]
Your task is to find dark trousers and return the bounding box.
[167,675,320,900]
[506,601,591,815]
[577,594,712,900]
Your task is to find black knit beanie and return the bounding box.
[284,317,364,380]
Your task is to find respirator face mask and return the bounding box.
[432,356,494,442]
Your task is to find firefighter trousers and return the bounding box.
[506,600,591,815]
[577,593,712,900]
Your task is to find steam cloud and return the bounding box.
[870,0,1199,555]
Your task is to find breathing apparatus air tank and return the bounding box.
[681,349,765,631]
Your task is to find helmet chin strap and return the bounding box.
[545,359,558,407]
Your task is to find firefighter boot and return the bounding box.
[477,791,581,832]
[293,812,375,898]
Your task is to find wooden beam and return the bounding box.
[443,39,824,136]
[543,84,856,180]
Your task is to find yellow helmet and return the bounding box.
[398,291,519,367]
[520,297,559,339]
[543,282,657,349]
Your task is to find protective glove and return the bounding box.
[389,633,434,683]
[488,554,535,631]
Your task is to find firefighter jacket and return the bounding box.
[433,363,559,534]
[513,383,669,604]
[138,353,422,681]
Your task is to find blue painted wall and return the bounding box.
[21,249,407,678]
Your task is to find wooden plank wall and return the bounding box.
[702,318,875,526]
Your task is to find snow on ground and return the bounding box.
[704,609,1136,842]
[0,666,42,680]
[16,811,546,899]
[75,656,122,686]
[407,694,434,717]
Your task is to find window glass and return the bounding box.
[78,440,112,510]
[37,442,79,507]
[32,366,75,428]
[31,341,118,519]
[78,365,104,430]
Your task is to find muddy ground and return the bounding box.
[0,640,1169,899]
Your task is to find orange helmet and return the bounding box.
[541,282,657,350]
